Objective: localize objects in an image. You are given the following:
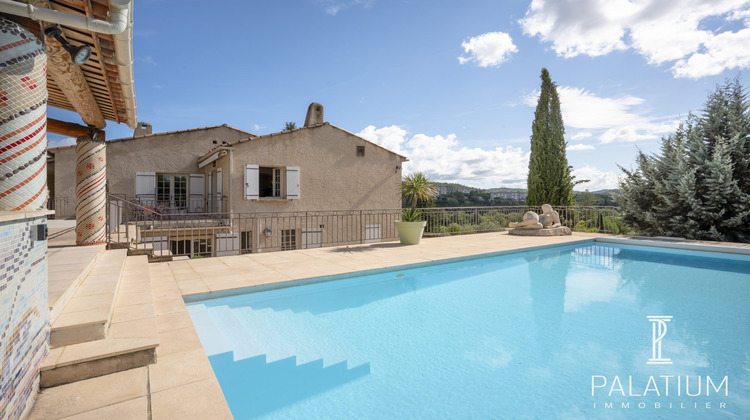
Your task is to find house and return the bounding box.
[48,103,408,256]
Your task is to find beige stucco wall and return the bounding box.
[231,124,404,213]
[49,124,405,220]
[49,126,251,218]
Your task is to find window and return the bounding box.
[170,239,190,256]
[259,167,282,198]
[356,145,365,156]
[193,239,212,257]
[156,174,186,209]
[244,165,300,200]
[241,231,252,254]
[170,238,212,257]
[281,229,297,251]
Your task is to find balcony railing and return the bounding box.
[106,195,625,260]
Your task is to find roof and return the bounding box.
[47,124,258,151]
[5,0,138,128]
[234,122,409,161]
[51,0,135,127]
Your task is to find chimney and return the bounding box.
[304,102,324,127]
[133,122,153,136]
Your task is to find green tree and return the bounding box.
[526,68,575,206]
[402,172,437,211]
[618,78,750,242]
[284,122,296,131]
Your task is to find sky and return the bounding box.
[47,0,750,191]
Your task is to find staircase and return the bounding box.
[41,252,159,388]
[188,303,369,418]
[188,303,369,370]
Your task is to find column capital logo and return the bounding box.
[647,315,673,365]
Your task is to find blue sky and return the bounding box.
[48,0,750,191]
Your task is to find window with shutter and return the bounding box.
[244,164,259,199]
[189,174,205,212]
[135,172,155,204]
[286,167,300,199]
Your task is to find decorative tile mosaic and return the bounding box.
[0,215,49,420]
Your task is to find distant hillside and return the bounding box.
[432,182,480,191]
[484,187,527,193]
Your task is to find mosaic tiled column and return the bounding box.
[0,18,48,212]
[75,134,106,245]
[0,18,49,420]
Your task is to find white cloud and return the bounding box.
[314,0,374,15]
[672,27,750,78]
[520,0,750,78]
[358,125,529,188]
[568,143,595,151]
[137,56,157,66]
[458,32,518,67]
[525,87,680,143]
[572,165,621,191]
[48,137,76,149]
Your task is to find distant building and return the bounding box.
[490,190,527,201]
[436,185,475,195]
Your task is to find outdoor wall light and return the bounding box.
[44,26,92,66]
[264,227,272,237]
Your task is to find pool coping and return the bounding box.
[183,238,597,303]
[184,236,750,304]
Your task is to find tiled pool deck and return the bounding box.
[30,231,750,419]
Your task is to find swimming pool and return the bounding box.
[187,242,750,419]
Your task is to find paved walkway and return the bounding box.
[166,231,602,297]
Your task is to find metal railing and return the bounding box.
[106,195,623,261]
[420,206,622,237]
[46,196,75,219]
[107,195,400,259]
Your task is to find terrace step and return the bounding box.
[47,245,106,325]
[40,255,159,388]
[49,249,128,348]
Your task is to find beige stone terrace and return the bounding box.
[31,231,750,419]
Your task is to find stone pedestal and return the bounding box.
[508,226,572,236]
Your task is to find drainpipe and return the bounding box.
[0,0,129,34]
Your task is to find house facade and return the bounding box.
[48,104,407,256]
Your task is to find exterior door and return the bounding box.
[302,229,323,248]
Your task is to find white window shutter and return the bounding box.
[286,167,300,199]
[245,164,259,199]
[189,174,205,212]
[135,172,155,201]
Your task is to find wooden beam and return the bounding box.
[32,0,106,128]
[47,118,105,140]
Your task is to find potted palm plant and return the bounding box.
[396,172,436,245]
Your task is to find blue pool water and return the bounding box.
[187,242,750,419]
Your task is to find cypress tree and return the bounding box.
[618,77,750,242]
[526,68,575,206]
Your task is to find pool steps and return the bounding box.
[189,303,368,370]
